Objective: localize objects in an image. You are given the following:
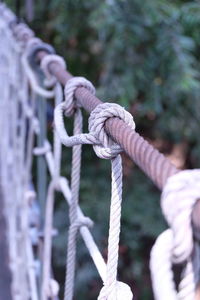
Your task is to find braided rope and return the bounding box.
[89,103,134,300]
[55,99,134,299]
[62,77,96,300]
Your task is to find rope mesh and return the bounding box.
[0,15,39,300]
[0,4,128,300]
[0,7,108,300]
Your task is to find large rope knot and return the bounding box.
[64,76,95,117]
[98,281,133,300]
[150,229,196,300]
[88,103,135,160]
[150,170,200,299]
[54,77,97,148]
[161,169,200,263]
[40,54,66,87]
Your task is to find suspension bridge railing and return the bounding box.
[1,3,200,300]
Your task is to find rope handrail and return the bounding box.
[1,3,178,190]
[6,12,200,236]
[37,51,178,190]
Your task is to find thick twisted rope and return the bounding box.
[150,229,195,300]
[150,170,200,299]
[161,170,200,263]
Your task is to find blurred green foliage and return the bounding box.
[5,0,200,298]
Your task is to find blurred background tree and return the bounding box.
[5,0,200,299]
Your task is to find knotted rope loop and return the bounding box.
[46,279,60,299]
[88,103,134,300]
[54,102,99,147]
[161,169,200,263]
[150,229,195,300]
[40,54,66,88]
[150,169,200,299]
[64,76,95,117]
[98,281,133,300]
[70,216,93,232]
[22,40,55,98]
[61,77,96,300]
[88,103,135,159]
[33,141,51,156]
[54,77,96,148]
[25,190,36,205]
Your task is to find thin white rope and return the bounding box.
[63,77,96,300]
[89,103,134,300]
[34,61,105,300]
[33,140,107,285]
[150,229,177,300]
[33,54,66,300]
[55,98,135,299]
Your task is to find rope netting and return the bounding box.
[0,3,200,300]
